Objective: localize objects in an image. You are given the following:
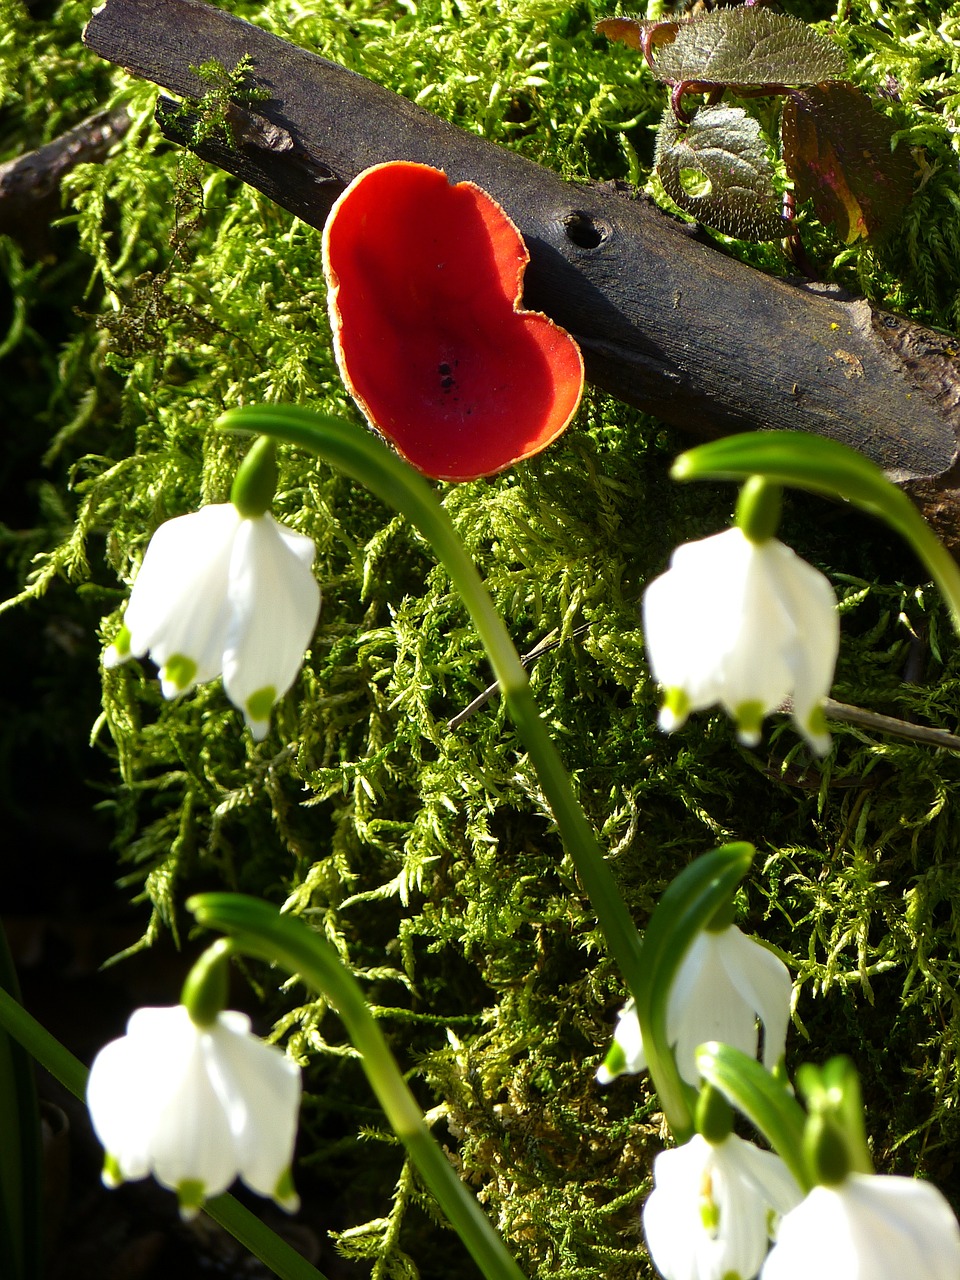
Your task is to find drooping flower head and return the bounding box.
[598,923,791,1088]
[104,440,321,738]
[761,1173,960,1280]
[642,525,839,754]
[86,1004,302,1220]
[643,1132,802,1280]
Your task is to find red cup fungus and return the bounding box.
[322,161,585,482]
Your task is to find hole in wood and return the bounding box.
[562,211,608,249]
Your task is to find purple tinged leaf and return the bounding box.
[782,83,916,243]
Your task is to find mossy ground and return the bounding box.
[4,0,960,1274]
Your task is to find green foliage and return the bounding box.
[4,0,960,1274]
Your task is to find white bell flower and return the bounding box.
[597,925,791,1087]
[86,1005,302,1220]
[643,1133,802,1280]
[761,1172,960,1280]
[104,503,321,739]
[642,526,839,754]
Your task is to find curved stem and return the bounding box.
[216,406,645,1004]
[0,929,40,1280]
[188,893,528,1280]
[695,1041,810,1192]
[0,988,326,1280]
[671,432,960,636]
[635,843,755,1141]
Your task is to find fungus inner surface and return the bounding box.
[324,162,583,481]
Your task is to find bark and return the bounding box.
[83,0,960,547]
[0,106,131,257]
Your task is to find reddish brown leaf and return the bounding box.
[595,16,680,56]
[782,83,915,243]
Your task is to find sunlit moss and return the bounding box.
[4,0,960,1272]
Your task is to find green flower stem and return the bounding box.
[0,987,87,1101]
[231,436,279,517]
[796,1057,873,1178]
[188,892,528,1280]
[216,406,645,1005]
[635,843,755,1141]
[181,938,233,1026]
[0,928,40,1280]
[735,477,783,544]
[0,987,329,1280]
[695,1041,810,1192]
[672,432,960,636]
[203,1195,330,1278]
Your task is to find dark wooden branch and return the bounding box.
[83,0,960,547]
[0,106,131,257]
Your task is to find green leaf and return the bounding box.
[634,843,754,1141]
[0,925,42,1280]
[782,83,915,243]
[696,1042,810,1192]
[655,104,787,241]
[652,8,847,88]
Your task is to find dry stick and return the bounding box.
[82,0,960,552]
[448,625,960,751]
[0,106,131,256]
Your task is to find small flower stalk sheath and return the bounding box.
[642,526,839,753]
[104,501,321,739]
[761,1172,960,1280]
[598,925,791,1087]
[86,1005,302,1220]
[643,1132,802,1280]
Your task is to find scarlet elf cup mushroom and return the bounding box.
[322,161,585,481]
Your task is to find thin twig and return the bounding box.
[447,625,960,752]
[446,622,595,731]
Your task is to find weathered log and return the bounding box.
[83,0,960,547]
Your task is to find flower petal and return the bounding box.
[766,541,839,753]
[122,505,240,692]
[642,526,838,751]
[206,1011,302,1203]
[669,932,761,1086]
[644,1134,781,1280]
[717,927,792,1073]
[762,1175,960,1280]
[597,998,647,1082]
[86,1003,304,1216]
[222,513,321,737]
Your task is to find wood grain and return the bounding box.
[83,0,960,546]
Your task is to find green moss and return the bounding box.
[5,0,960,1272]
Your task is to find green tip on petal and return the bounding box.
[699,1191,720,1234]
[177,1179,207,1221]
[245,685,277,737]
[273,1167,301,1214]
[735,700,765,746]
[659,687,690,732]
[101,1152,124,1188]
[805,704,831,752]
[162,653,199,694]
[104,624,132,667]
[597,1039,627,1084]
